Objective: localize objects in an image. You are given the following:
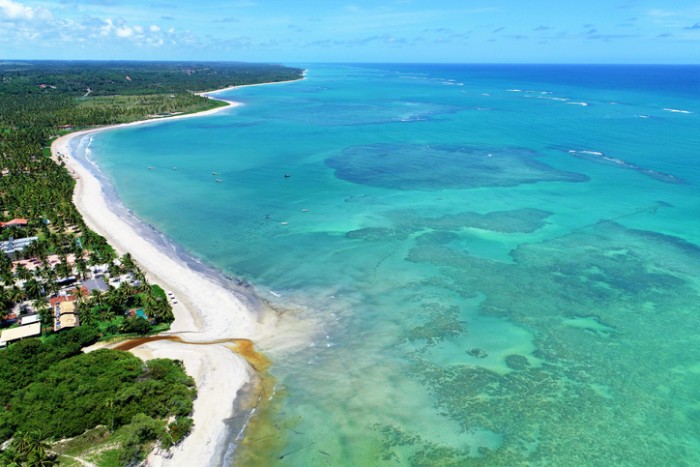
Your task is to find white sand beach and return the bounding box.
[51,92,267,466]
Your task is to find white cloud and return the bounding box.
[0,0,196,53]
[0,0,52,21]
[115,25,133,38]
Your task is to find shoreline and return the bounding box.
[50,78,301,465]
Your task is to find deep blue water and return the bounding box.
[84,64,700,466]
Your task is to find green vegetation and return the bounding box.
[0,327,195,465]
[0,60,303,463]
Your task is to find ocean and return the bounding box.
[84,64,699,465]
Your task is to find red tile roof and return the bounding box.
[0,218,28,228]
[49,295,74,308]
[48,287,88,307]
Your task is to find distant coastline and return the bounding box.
[51,75,304,466]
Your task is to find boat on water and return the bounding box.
[216,179,223,183]
[212,171,219,175]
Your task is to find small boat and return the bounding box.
[216,179,223,183]
[212,172,219,175]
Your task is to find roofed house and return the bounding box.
[0,218,28,229]
[20,314,40,325]
[82,277,108,293]
[49,295,80,332]
[2,313,18,324]
[0,236,38,255]
[0,322,41,346]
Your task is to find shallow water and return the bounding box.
[87,64,700,465]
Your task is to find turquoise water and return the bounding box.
[87,64,700,465]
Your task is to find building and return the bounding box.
[0,236,38,255]
[0,322,41,346]
[2,313,18,324]
[20,314,40,326]
[82,277,108,293]
[0,218,28,229]
[49,295,80,332]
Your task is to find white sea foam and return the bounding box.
[580,150,604,156]
[567,101,589,107]
[663,108,692,114]
[603,156,626,165]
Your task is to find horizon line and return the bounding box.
[1,59,700,66]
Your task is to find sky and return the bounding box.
[1,0,700,63]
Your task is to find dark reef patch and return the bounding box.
[346,208,552,242]
[326,144,589,190]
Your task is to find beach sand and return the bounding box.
[51,92,266,466]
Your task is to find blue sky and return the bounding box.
[1,0,699,63]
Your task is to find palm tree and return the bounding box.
[15,264,32,281]
[12,431,57,466]
[8,285,26,303]
[71,285,86,307]
[133,269,150,293]
[78,300,96,327]
[38,301,53,327]
[142,292,159,318]
[120,252,135,272]
[105,284,129,314]
[107,261,122,278]
[44,276,59,296]
[23,278,43,301]
[74,257,89,279]
[89,288,104,307]
[88,250,102,267]
[0,285,11,321]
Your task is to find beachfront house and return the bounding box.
[49,295,80,332]
[0,322,41,347]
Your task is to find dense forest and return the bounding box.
[0,326,196,465]
[0,60,303,464]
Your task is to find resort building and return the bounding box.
[20,314,40,326]
[49,295,80,332]
[0,236,38,255]
[0,322,41,347]
[0,218,28,229]
[82,276,108,293]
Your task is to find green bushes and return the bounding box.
[0,332,196,444]
[117,414,167,465]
